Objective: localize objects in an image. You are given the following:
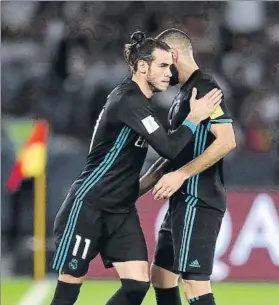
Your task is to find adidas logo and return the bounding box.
[189,259,200,268]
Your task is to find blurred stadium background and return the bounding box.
[1,1,279,305]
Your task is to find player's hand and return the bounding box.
[189,87,222,121]
[152,171,186,200]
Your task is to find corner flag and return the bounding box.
[6,120,48,192]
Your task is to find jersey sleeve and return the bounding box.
[118,93,196,160]
[208,98,233,124]
[195,81,233,125]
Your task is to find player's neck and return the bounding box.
[132,75,153,99]
[179,61,199,85]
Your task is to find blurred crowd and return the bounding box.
[2,1,279,177]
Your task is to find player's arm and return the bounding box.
[176,98,236,179]
[119,88,222,160]
[153,101,236,200]
[139,157,170,196]
[178,122,236,177]
[119,92,197,160]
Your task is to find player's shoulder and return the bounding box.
[106,78,139,107]
[179,70,219,96]
[117,79,148,108]
[195,71,221,92]
[108,78,132,98]
[184,70,221,100]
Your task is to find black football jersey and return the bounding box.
[72,78,195,213]
[168,70,233,212]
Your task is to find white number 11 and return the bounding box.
[72,235,91,259]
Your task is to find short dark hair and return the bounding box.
[124,31,171,72]
[156,28,192,52]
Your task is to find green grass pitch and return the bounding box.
[2,279,279,305]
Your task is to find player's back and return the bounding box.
[168,70,233,212]
[71,78,149,213]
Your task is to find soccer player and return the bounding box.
[49,31,223,305]
[140,29,236,305]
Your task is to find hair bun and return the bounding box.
[131,31,146,44]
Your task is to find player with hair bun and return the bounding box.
[49,30,222,305]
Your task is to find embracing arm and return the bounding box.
[118,88,222,160]
[139,158,170,197]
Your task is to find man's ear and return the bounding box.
[137,60,148,74]
[171,48,179,64]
